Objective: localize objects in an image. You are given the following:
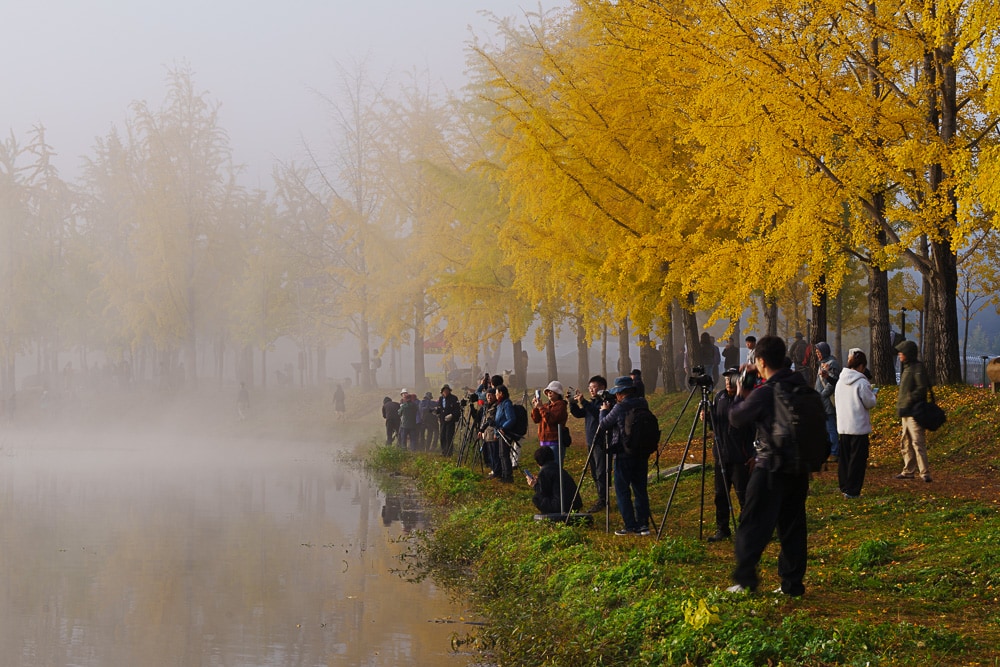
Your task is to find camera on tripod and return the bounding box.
[688,366,714,388]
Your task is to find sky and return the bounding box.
[2,0,567,186]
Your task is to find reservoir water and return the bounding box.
[0,430,470,666]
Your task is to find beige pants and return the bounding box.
[899,416,930,476]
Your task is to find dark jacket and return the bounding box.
[437,393,461,422]
[710,390,755,465]
[382,400,401,425]
[599,395,649,456]
[531,461,583,514]
[570,396,606,448]
[729,368,807,470]
[398,399,419,429]
[896,340,928,417]
[814,355,841,415]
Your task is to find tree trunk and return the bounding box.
[513,338,527,391]
[683,295,700,372]
[575,315,589,389]
[639,333,660,393]
[413,293,426,390]
[926,240,962,383]
[867,261,896,386]
[600,325,608,380]
[617,317,632,377]
[810,277,828,345]
[662,317,677,393]
[545,318,558,382]
[762,295,778,336]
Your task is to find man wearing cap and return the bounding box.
[437,384,462,457]
[704,368,755,542]
[599,376,653,536]
[895,339,931,482]
[531,381,569,464]
[814,342,841,462]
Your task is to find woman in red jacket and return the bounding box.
[532,380,569,464]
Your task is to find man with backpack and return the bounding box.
[727,335,818,597]
[599,376,657,536]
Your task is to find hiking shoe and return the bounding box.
[843,493,860,499]
[894,473,915,480]
[614,528,634,536]
[707,530,732,543]
[637,527,652,536]
[923,474,933,483]
[726,584,751,593]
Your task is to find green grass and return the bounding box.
[363,383,1000,666]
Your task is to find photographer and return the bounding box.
[479,388,500,477]
[493,385,516,482]
[436,384,461,457]
[727,335,810,596]
[599,376,652,536]
[703,368,754,542]
[570,375,610,513]
[531,380,569,464]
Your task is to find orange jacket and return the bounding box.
[531,399,568,442]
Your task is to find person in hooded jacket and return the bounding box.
[813,341,841,461]
[381,396,401,446]
[895,339,932,482]
[834,350,878,498]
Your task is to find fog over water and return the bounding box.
[0,427,468,665]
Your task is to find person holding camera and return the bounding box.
[570,375,610,513]
[436,384,461,457]
[703,368,755,542]
[813,342,841,462]
[493,384,517,482]
[727,335,811,596]
[599,376,652,536]
[531,380,569,464]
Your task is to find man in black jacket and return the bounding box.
[727,335,810,597]
[569,375,610,513]
[437,384,462,457]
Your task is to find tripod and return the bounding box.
[654,382,715,540]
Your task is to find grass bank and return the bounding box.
[368,385,1000,666]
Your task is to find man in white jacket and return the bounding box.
[834,350,878,498]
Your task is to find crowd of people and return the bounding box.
[375,333,938,597]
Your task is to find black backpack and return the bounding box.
[622,405,661,458]
[771,382,830,473]
[509,404,529,441]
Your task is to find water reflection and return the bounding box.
[0,432,469,666]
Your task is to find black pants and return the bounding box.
[440,420,457,457]
[385,421,400,446]
[733,468,809,595]
[838,433,870,496]
[713,458,750,534]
